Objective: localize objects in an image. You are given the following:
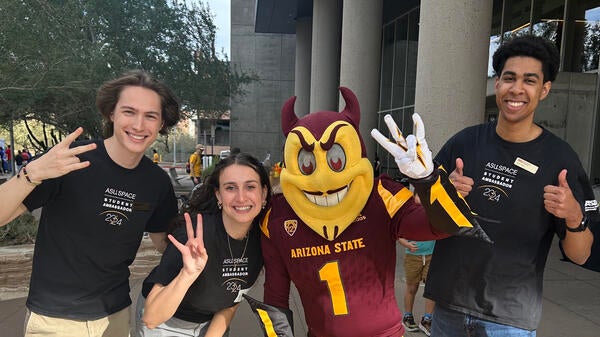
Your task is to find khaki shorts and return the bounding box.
[403,253,432,285]
[24,307,130,337]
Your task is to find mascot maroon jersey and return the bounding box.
[262,176,445,337]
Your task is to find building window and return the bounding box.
[378,6,420,176]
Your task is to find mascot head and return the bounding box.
[280,87,374,241]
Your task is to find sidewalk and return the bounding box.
[0,238,598,336]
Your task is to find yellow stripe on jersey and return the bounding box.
[377,180,413,218]
[261,208,272,238]
[429,175,472,228]
[257,309,278,337]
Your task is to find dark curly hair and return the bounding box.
[96,70,181,137]
[492,35,560,83]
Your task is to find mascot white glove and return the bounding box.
[371,113,434,179]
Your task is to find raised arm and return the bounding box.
[0,127,96,226]
[371,113,490,243]
[143,213,208,329]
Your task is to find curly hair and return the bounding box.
[96,70,181,137]
[492,35,560,82]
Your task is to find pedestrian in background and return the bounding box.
[0,147,5,174]
[189,144,204,185]
[5,145,12,172]
[152,149,160,164]
[21,149,30,165]
[0,70,181,337]
[14,150,24,173]
[399,238,435,336]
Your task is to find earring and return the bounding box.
[262,201,267,209]
[217,201,223,210]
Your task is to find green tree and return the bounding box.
[0,0,256,148]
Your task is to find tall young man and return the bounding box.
[0,70,181,337]
[425,35,596,336]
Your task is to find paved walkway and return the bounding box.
[0,239,598,336]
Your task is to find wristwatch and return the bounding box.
[566,215,589,232]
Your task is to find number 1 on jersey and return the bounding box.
[318,261,349,315]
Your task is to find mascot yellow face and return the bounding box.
[280,87,374,241]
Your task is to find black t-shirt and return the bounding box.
[23,140,177,319]
[426,122,597,330]
[143,212,263,323]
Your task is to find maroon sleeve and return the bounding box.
[261,219,292,309]
[392,200,450,241]
[376,175,449,242]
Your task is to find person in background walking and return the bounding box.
[152,149,160,164]
[14,150,24,173]
[189,144,204,185]
[398,238,435,336]
[5,145,12,172]
[21,149,30,165]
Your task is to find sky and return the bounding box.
[181,0,230,57]
[203,0,231,57]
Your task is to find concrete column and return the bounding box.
[414,0,493,155]
[309,0,341,112]
[295,17,312,116]
[339,0,382,158]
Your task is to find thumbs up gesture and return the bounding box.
[449,158,474,197]
[543,169,582,224]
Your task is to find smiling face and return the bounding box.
[216,164,268,230]
[108,86,163,162]
[281,120,374,241]
[495,56,551,127]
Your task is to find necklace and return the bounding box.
[227,231,249,269]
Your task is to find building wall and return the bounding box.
[230,0,295,164]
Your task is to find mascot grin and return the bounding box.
[280,87,373,241]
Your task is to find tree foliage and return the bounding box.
[0,0,256,151]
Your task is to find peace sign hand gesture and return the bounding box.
[24,127,97,183]
[168,212,208,277]
[371,113,434,179]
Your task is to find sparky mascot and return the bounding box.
[245,87,489,337]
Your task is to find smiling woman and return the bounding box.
[134,152,272,337]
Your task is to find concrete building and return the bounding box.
[231,0,600,184]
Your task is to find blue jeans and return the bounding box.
[431,304,536,337]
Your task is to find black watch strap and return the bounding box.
[566,215,588,232]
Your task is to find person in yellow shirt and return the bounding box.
[152,149,159,164]
[189,144,204,185]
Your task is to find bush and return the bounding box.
[0,212,38,246]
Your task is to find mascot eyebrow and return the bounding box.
[289,130,315,151]
[289,124,347,152]
[320,124,346,150]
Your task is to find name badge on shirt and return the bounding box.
[514,157,538,174]
[133,202,152,211]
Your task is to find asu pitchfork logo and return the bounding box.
[284,220,297,236]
